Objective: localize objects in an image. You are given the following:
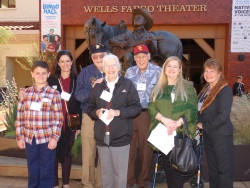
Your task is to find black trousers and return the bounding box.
[162,152,186,188]
[204,133,233,188]
[54,130,76,186]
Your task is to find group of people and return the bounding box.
[42,29,61,52]
[15,40,234,188]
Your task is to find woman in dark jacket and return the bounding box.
[197,58,234,188]
[48,50,81,188]
[87,53,141,188]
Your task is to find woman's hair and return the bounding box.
[53,50,77,79]
[31,61,49,72]
[102,53,121,72]
[150,56,190,102]
[54,35,61,42]
[203,58,224,80]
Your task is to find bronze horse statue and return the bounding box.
[84,17,130,53]
[84,16,183,68]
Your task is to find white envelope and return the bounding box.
[99,110,113,125]
[148,123,176,155]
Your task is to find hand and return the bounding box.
[120,42,129,49]
[145,38,152,44]
[75,130,81,137]
[107,109,120,120]
[172,118,184,130]
[48,138,57,150]
[92,78,104,88]
[161,117,176,131]
[17,139,25,149]
[196,122,203,129]
[96,108,106,118]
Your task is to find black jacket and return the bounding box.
[47,75,81,128]
[232,82,245,96]
[198,83,233,136]
[87,76,141,147]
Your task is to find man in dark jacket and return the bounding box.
[75,43,107,188]
[232,76,245,96]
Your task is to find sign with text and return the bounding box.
[41,0,61,52]
[231,0,250,52]
[83,5,207,13]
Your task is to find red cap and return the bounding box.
[133,44,149,55]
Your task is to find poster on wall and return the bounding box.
[231,0,250,52]
[41,0,61,53]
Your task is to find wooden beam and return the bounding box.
[193,38,215,58]
[75,40,88,59]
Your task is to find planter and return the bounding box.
[201,144,250,181]
[233,144,250,181]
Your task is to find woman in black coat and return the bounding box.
[48,50,81,188]
[197,58,233,188]
[87,53,141,188]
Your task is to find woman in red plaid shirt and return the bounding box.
[15,61,63,188]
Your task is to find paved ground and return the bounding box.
[1,135,250,188]
[1,176,250,188]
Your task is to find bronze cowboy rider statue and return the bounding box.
[109,8,162,68]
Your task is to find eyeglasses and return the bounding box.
[92,53,105,60]
[104,64,117,69]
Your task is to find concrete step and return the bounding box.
[0,156,81,179]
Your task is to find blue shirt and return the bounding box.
[125,63,161,108]
[75,64,104,113]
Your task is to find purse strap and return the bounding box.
[180,116,191,137]
[58,79,69,115]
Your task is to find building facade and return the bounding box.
[0,0,39,88]
[60,0,250,91]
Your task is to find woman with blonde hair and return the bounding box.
[148,56,198,188]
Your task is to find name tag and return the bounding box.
[100,90,112,102]
[198,102,203,111]
[137,83,146,91]
[42,98,49,103]
[61,91,71,101]
[30,102,42,111]
[171,93,175,103]
[52,85,57,89]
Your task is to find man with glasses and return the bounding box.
[125,44,161,188]
[75,43,107,188]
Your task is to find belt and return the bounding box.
[141,108,148,112]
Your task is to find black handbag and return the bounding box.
[169,116,198,176]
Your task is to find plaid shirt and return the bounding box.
[15,84,63,145]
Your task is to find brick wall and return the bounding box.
[61,0,250,90]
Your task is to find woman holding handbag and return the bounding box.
[196,58,233,188]
[48,50,81,188]
[148,56,198,188]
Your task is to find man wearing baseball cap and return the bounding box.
[75,43,107,188]
[125,44,161,188]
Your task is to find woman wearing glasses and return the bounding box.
[48,50,81,188]
[87,53,141,188]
